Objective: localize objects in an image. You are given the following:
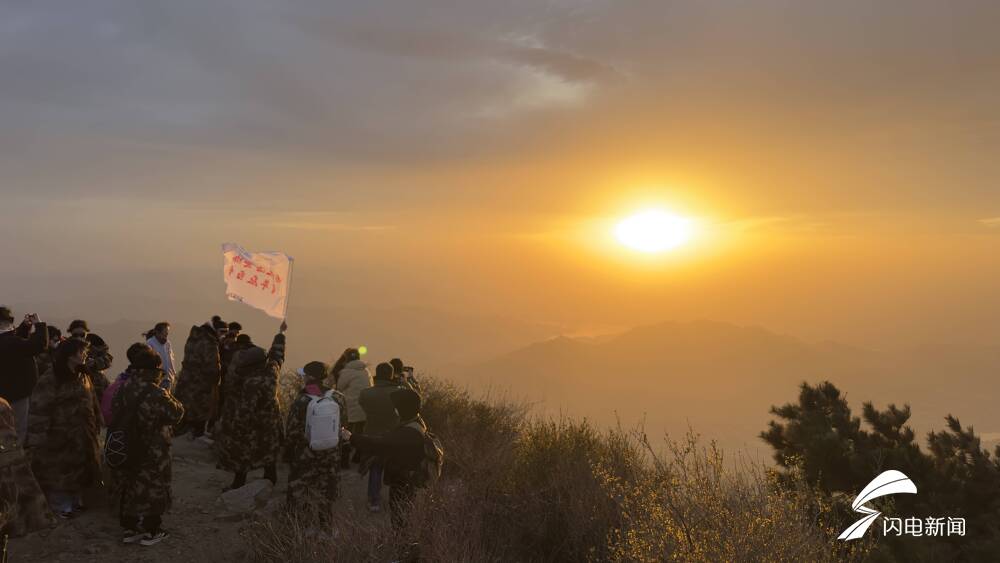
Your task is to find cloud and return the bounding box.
[979,217,1000,228]
[262,222,395,232]
[251,210,395,232]
[3,0,1000,216]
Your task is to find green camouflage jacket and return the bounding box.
[0,398,55,536]
[217,333,285,472]
[174,324,221,422]
[111,367,184,516]
[26,365,103,493]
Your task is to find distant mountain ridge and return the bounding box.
[459,320,998,456]
[44,305,562,379]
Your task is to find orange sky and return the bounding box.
[3,1,1000,353]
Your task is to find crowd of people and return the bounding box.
[0,306,435,551]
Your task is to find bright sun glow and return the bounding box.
[615,209,695,253]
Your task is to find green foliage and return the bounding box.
[764,381,1000,560]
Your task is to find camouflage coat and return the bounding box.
[33,349,55,383]
[111,368,184,516]
[283,386,346,514]
[174,324,221,422]
[84,333,113,404]
[217,333,285,472]
[26,365,103,493]
[0,398,55,536]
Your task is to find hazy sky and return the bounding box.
[3,0,1000,351]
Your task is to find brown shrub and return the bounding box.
[245,377,872,562]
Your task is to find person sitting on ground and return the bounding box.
[333,348,371,468]
[0,396,56,536]
[358,362,401,512]
[144,322,176,390]
[0,308,48,444]
[111,344,184,547]
[173,318,224,442]
[283,361,346,527]
[67,320,113,405]
[345,388,427,529]
[390,358,421,394]
[26,338,102,519]
[217,321,287,490]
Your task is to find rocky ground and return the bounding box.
[7,437,378,563]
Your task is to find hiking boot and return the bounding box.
[197,435,215,446]
[56,510,74,520]
[122,529,145,544]
[140,531,169,546]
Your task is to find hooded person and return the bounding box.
[347,388,428,529]
[67,320,114,405]
[332,348,372,467]
[282,361,347,526]
[173,319,223,441]
[34,326,62,378]
[211,321,243,434]
[0,396,56,536]
[111,344,184,546]
[102,343,156,427]
[25,338,103,519]
[217,322,287,490]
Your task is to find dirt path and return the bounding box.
[7,438,375,563]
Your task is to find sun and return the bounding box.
[615,209,695,253]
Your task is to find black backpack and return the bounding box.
[404,422,444,489]
[104,386,154,471]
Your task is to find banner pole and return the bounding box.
[283,257,295,322]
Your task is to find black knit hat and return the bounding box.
[298,361,329,380]
[212,318,228,330]
[236,334,253,346]
[0,306,12,324]
[228,321,242,332]
[390,388,421,420]
[68,319,89,333]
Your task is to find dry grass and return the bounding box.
[245,378,872,562]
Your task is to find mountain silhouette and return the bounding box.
[461,320,966,455]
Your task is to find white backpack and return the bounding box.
[305,390,341,451]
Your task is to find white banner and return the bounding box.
[222,242,293,319]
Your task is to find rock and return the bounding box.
[218,479,273,513]
[215,511,246,523]
[261,497,284,516]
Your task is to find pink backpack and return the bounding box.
[101,374,129,426]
